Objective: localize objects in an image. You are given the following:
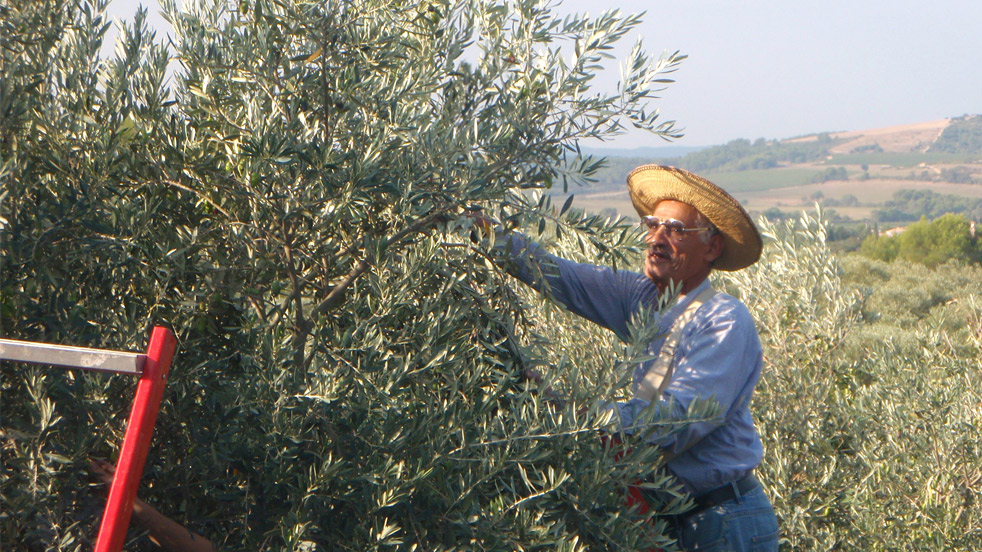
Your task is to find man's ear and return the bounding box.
[706,233,725,265]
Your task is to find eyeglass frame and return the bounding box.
[640,215,718,241]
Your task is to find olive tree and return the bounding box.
[2,0,702,549]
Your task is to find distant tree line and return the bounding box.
[574,135,842,193]
[929,114,982,154]
[860,213,981,267]
[559,153,701,194]
[940,166,979,184]
[889,166,981,185]
[873,189,982,223]
[850,143,883,154]
[673,135,839,173]
[821,193,860,207]
[812,166,848,183]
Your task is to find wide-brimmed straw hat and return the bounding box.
[627,164,762,271]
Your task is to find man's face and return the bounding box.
[642,200,723,294]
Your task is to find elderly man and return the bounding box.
[488,165,778,551]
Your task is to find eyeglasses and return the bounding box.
[640,216,714,241]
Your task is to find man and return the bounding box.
[485,165,778,551]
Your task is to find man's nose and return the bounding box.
[644,225,668,244]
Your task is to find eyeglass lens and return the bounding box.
[642,217,686,236]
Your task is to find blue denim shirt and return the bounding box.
[501,233,764,494]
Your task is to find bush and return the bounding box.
[720,212,982,550]
[859,214,982,267]
[811,166,848,183]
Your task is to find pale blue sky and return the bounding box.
[105,0,982,148]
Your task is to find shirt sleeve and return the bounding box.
[496,232,656,340]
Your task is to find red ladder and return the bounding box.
[0,326,177,552]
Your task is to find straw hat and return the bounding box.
[626,165,762,271]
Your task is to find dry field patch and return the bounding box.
[787,119,950,154]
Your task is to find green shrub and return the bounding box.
[723,213,982,550]
[859,214,982,267]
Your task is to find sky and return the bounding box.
[104,0,982,149]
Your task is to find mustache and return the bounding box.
[648,243,672,259]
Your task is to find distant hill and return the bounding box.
[577,115,982,187]
[793,119,950,154]
[930,114,982,154]
[555,115,982,223]
[588,115,982,161]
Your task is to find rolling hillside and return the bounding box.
[562,115,982,222]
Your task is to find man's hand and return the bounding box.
[89,458,116,486]
[460,209,499,234]
[520,368,567,406]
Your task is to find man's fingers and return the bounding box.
[90,458,117,485]
[461,210,498,232]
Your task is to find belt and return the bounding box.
[688,473,760,514]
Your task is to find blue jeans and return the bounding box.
[671,485,779,552]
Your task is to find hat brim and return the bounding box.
[627,165,762,271]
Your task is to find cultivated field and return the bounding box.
[567,119,982,219]
[571,176,982,220]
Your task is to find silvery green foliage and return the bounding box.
[718,211,982,551]
[1,0,696,549]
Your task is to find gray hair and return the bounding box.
[695,211,720,244]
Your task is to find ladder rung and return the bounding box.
[0,338,145,374]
